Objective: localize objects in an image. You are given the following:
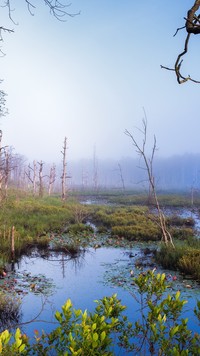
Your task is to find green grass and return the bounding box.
[0,190,200,281]
[156,238,200,281]
[0,194,88,261]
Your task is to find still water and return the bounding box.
[14,245,200,342]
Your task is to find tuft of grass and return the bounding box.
[0,291,21,331]
[178,249,200,281]
[156,239,200,281]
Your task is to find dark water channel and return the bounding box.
[5,243,200,346]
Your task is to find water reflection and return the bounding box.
[0,246,199,340]
[0,293,22,332]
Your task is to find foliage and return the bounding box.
[156,240,200,281]
[0,294,125,355]
[0,271,199,355]
[118,270,200,355]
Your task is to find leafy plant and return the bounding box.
[0,271,199,355]
[118,270,200,355]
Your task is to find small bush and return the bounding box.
[156,240,200,280]
[67,223,94,235]
[155,243,186,270]
[178,249,200,280]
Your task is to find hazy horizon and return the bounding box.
[1,1,200,163]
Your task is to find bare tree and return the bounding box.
[161,1,200,84]
[4,146,13,196]
[0,1,79,55]
[125,117,174,247]
[25,160,37,196]
[93,145,98,192]
[38,160,45,198]
[10,153,27,189]
[118,163,126,193]
[81,167,89,191]
[3,0,79,21]
[61,137,71,200]
[0,131,12,198]
[48,164,56,196]
[0,82,7,117]
[0,130,4,192]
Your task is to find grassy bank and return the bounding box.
[0,190,199,281]
[0,194,89,264]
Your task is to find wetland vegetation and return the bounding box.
[0,189,199,354]
[0,189,200,280]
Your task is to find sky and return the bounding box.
[0,0,200,164]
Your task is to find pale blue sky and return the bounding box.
[1,0,200,163]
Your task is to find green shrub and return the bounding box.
[178,249,200,280]
[0,271,199,355]
[156,241,200,280]
[155,243,186,270]
[67,223,94,235]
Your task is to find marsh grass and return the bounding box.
[91,205,195,242]
[178,249,200,280]
[106,191,200,207]
[0,191,199,281]
[0,291,21,331]
[0,195,87,262]
[156,239,200,281]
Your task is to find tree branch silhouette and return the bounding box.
[161,0,200,84]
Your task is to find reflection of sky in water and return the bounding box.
[16,247,200,342]
[17,248,133,337]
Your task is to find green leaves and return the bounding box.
[0,270,199,355]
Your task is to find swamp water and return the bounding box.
[2,244,200,346]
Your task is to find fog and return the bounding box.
[1,1,200,166]
[66,154,200,191]
[9,154,200,194]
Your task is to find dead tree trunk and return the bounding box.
[125,116,174,248]
[4,147,13,197]
[61,137,67,201]
[81,167,88,191]
[25,160,37,196]
[0,130,3,194]
[118,163,126,193]
[48,164,56,196]
[93,146,98,192]
[38,161,45,198]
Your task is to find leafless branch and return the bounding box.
[161,0,200,84]
[1,0,80,23]
[125,118,174,247]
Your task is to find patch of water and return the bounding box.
[4,246,199,345]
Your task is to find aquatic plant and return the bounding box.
[0,292,21,332]
[0,270,199,355]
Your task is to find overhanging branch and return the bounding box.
[161,0,200,84]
